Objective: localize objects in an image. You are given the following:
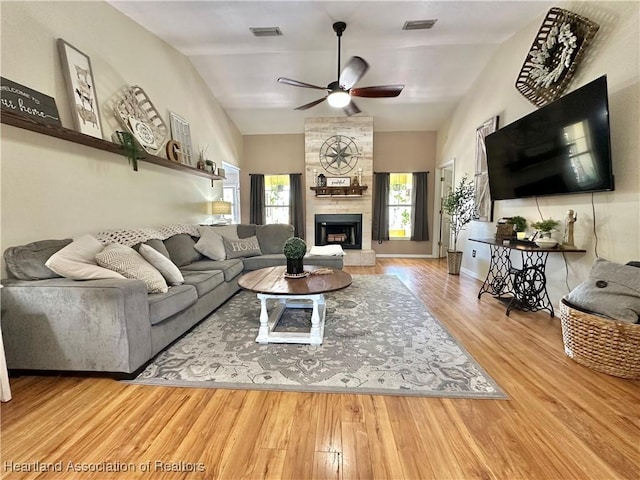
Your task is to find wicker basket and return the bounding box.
[559,299,640,379]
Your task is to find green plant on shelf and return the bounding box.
[509,216,527,232]
[531,218,560,235]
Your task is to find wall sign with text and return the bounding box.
[0,77,61,126]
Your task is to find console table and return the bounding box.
[470,238,586,317]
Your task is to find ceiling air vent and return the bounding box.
[250,27,283,37]
[402,19,437,31]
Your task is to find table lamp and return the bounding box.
[211,201,232,224]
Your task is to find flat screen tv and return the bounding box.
[485,75,614,200]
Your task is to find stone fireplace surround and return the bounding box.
[304,117,375,266]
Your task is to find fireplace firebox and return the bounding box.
[315,214,362,250]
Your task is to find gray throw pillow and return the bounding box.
[222,235,262,259]
[256,224,294,254]
[566,258,640,323]
[163,234,203,267]
[3,239,72,280]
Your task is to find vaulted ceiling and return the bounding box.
[109,1,558,134]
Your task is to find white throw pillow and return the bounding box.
[194,227,226,261]
[95,243,168,293]
[139,244,184,286]
[45,234,125,280]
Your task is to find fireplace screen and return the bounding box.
[315,214,362,250]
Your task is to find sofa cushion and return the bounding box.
[194,227,226,261]
[237,224,257,239]
[140,239,171,259]
[256,224,294,254]
[181,259,244,282]
[139,244,184,286]
[147,285,198,325]
[96,243,168,294]
[181,270,224,297]
[223,236,262,259]
[566,258,640,323]
[241,253,287,271]
[4,239,72,280]
[45,234,126,280]
[164,234,202,267]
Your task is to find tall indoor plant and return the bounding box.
[443,175,475,275]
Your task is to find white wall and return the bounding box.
[437,1,640,306]
[0,1,242,274]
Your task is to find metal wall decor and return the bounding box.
[515,8,599,107]
[319,135,361,175]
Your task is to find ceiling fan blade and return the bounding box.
[294,96,327,111]
[278,77,328,91]
[350,85,404,98]
[339,56,369,90]
[343,100,361,116]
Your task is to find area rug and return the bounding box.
[131,275,506,398]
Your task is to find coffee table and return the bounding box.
[237,265,352,345]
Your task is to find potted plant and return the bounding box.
[442,175,475,275]
[283,236,307,276]
[510,216,528,239]
[531,218,560,238]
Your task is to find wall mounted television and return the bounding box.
[485,75,614,200]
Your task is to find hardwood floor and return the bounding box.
[1,258,638,479]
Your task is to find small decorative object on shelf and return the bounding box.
[169,112,194,165]
[317,173,326,187]
[113,85,168,156]
[515,7,600,107]
[313,169,318,186]
[113,131,139,171]
[563,209,577,248]
[357,168,363,186]
[165,139,183,163]
[509,216,528,240]
[531,218,560,238]
[283,237,307,277]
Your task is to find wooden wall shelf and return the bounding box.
[310,185,368,196]
[0,111,225,181]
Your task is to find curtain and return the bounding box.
[249,174,265,225]
[372,172,390,243]
[289,173,305,239]
[411,171,429,241]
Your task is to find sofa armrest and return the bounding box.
[0,278,152,373]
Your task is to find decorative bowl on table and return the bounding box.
[535,238,558,248]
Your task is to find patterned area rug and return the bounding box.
[131,275,506,398]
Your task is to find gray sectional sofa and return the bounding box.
[0,223,342,376]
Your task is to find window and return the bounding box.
[388,173,412,238]
[222,162,240,224]
[265,175,290,224]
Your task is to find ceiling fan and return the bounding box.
[277,21,404,116]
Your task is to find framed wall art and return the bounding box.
[474,115,499,222]
[57,39,103,139]
[169,112,194,166]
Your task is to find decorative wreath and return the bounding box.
[528,23,577,89]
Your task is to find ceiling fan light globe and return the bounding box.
[327,91,351,108]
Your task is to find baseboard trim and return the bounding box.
[460,266,483,281]
[376,254,434,258]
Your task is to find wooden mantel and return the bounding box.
[310,185,368,197]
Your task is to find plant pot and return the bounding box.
[447,250,463,275]
[286,257,304,275]
[516,231,526,240]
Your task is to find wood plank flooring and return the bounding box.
[1,258,638,479]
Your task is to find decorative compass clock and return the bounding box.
[319,135,361,175]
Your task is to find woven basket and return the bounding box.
[559,299,640,379]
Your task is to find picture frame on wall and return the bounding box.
[169,111,194,166]
[57,38,103,139]
[474,115,499,222]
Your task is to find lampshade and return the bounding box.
[211,201,232,215]
[327,90,351,108]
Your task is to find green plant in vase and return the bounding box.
[283,236,307,276]
[531,218,560,238]
[510,216,528,239]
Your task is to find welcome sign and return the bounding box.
[1,77,61,127]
